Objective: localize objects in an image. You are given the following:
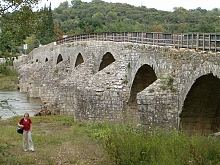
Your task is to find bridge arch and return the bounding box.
[75,53,84,67]
[131,53,159,85]
[180,63,220,135]
[57,54,63,64]
[98,52,115,71]
[129,64,157,103]
[127,54,158,125]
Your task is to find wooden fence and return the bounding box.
[56,32,220,51]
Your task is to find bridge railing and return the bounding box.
[56,32,220,51]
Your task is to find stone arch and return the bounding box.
[75,53,84,67]
[178,61,220,135]
[98,52,115,71]
[36,59,38,62]
[180,73,220,136]
[56,54,63,64]
[127,64,157,125]
[179,63,220,109]
[45,58,48,62]
[131,53,159,84]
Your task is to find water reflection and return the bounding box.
[0,91,43,119]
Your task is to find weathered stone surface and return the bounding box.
[14,41,220,135]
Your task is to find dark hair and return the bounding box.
[24,112,29,117]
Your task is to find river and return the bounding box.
[0,91,44,119]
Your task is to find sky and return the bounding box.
[39,0,219,11]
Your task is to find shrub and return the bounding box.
[0,64,17,77]
[89,123,220,165]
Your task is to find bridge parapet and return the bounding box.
[57,32,220,51]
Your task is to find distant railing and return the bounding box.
[56,32,220,51]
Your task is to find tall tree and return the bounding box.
[0,0,40,57]
[37,3,56,45]
[0,0,40,15]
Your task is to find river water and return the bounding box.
[0,91,44,119]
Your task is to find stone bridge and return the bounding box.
[14,33,220,136]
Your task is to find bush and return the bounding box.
[89,123,220,165]
[0,64,17,77]
[0,64,18,91]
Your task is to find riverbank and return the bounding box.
[0,76,18,91]
[0,115,112,165]
[1,115,220,164]
[0,64,18,91]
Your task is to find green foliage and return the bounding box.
[52,1,220,35]
[1,116,220,164]
[88,123,220,165]
[88,122,113,140]
[0,143,12,165]
[0,64,18,91]
[1,0,220,57]
[0,31,19,58]
[122,79,128,84]
[0,1,57,56]
[160,76,177,92]
[0,116,111,164]
[0,144,6,164]
[0,0,41,57]
[54,69,58,74]
[24,35,39,54]
[0,64,17,77]
[37,3,56,45]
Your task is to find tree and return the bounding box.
[0,0,41,57]
[37,3,56,45]
[91,0,103,4]
[54,26,63,40]
[71,0,82,8]
[24,34,39,54]
[150,24,164,32]
[78,18,102,33]
[92,12,105,22]
[52,0,220,35]
[106,11,118,23]
[0,0,40,15]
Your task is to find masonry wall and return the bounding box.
[15,41,220,135]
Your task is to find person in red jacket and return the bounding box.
[18,112,34,152]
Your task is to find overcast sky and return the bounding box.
[39,0,219,11]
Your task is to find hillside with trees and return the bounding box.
[1,0,220,58]
[53,0,220,36]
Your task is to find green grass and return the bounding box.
[0,64,18,91]
[0,76,18,91]
[1,116,220,165]
[0,115,111,165]
[88,123,220,165]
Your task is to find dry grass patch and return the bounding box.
[0,115,112,165]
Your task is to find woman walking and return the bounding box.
[18,112,34,152]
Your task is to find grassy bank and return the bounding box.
[0,64,18,91]
[0,115,111,165]
[0,76,18,91]
[1,115,220,165]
